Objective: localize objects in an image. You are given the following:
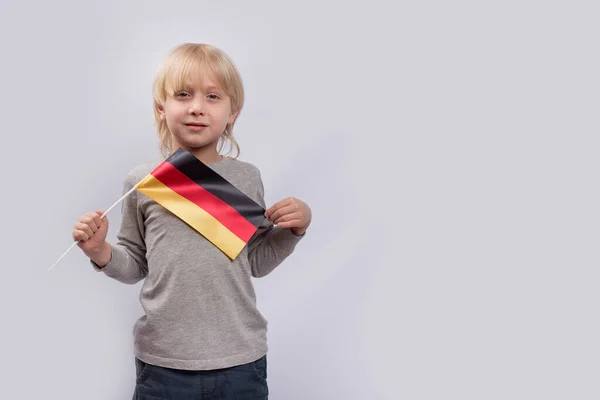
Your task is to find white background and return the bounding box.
[0,1,597,399]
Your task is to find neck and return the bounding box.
[172,142,223,165]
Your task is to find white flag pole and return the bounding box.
[48,184,139,272]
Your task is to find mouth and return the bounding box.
[185,122,208,127]
[185,122,208,131]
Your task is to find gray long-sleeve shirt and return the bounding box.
[91,157,303,370]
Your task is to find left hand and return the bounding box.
[265,197,312,236]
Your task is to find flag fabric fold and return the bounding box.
[134,148,265,260]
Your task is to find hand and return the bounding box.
[265,197,312,236]
[73,210,111,266]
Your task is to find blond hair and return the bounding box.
[152,43,244,159]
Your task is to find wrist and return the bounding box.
[89,242,112,268]
[291,227,307,236]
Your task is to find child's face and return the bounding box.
[159,77,236,154]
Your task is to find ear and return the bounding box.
[228,111,238,125]
[157,104,166,121]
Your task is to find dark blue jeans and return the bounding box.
[133,355,268,399]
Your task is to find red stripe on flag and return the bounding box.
[151,161,258,242]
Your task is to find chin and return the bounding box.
[178,139,219,150]
[173,133,213,145]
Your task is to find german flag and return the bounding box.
[133,148,265,259]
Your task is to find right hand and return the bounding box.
[73,211,109,256]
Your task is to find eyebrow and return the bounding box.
[178,82,225,94]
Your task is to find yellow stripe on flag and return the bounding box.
[136,174,246,259]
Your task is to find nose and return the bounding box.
[188,97,205,116]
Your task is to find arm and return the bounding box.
[90,171,148,284]
[247,172,305,278]
[247,221,305,278]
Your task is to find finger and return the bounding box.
[95,210,106,222]
[78,215,93,228]
[273,211,300,225]
[268,200,300,221]
[265,198,292,218]
[276,219,303,229]
[73,227,90,241]
[90,211,104,229]
[81,214,99,232]
[265,204,280,218]
[268,204,297,222]
[78,222,95,238]
[75,222,94,239]
[85,213,101,231]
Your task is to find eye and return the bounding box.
[175,92,190,98]
[207,94,220,100]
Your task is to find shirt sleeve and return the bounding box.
[90,169,148,284]
[247,168,305,278]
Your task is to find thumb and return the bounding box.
[95,210,109,227]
